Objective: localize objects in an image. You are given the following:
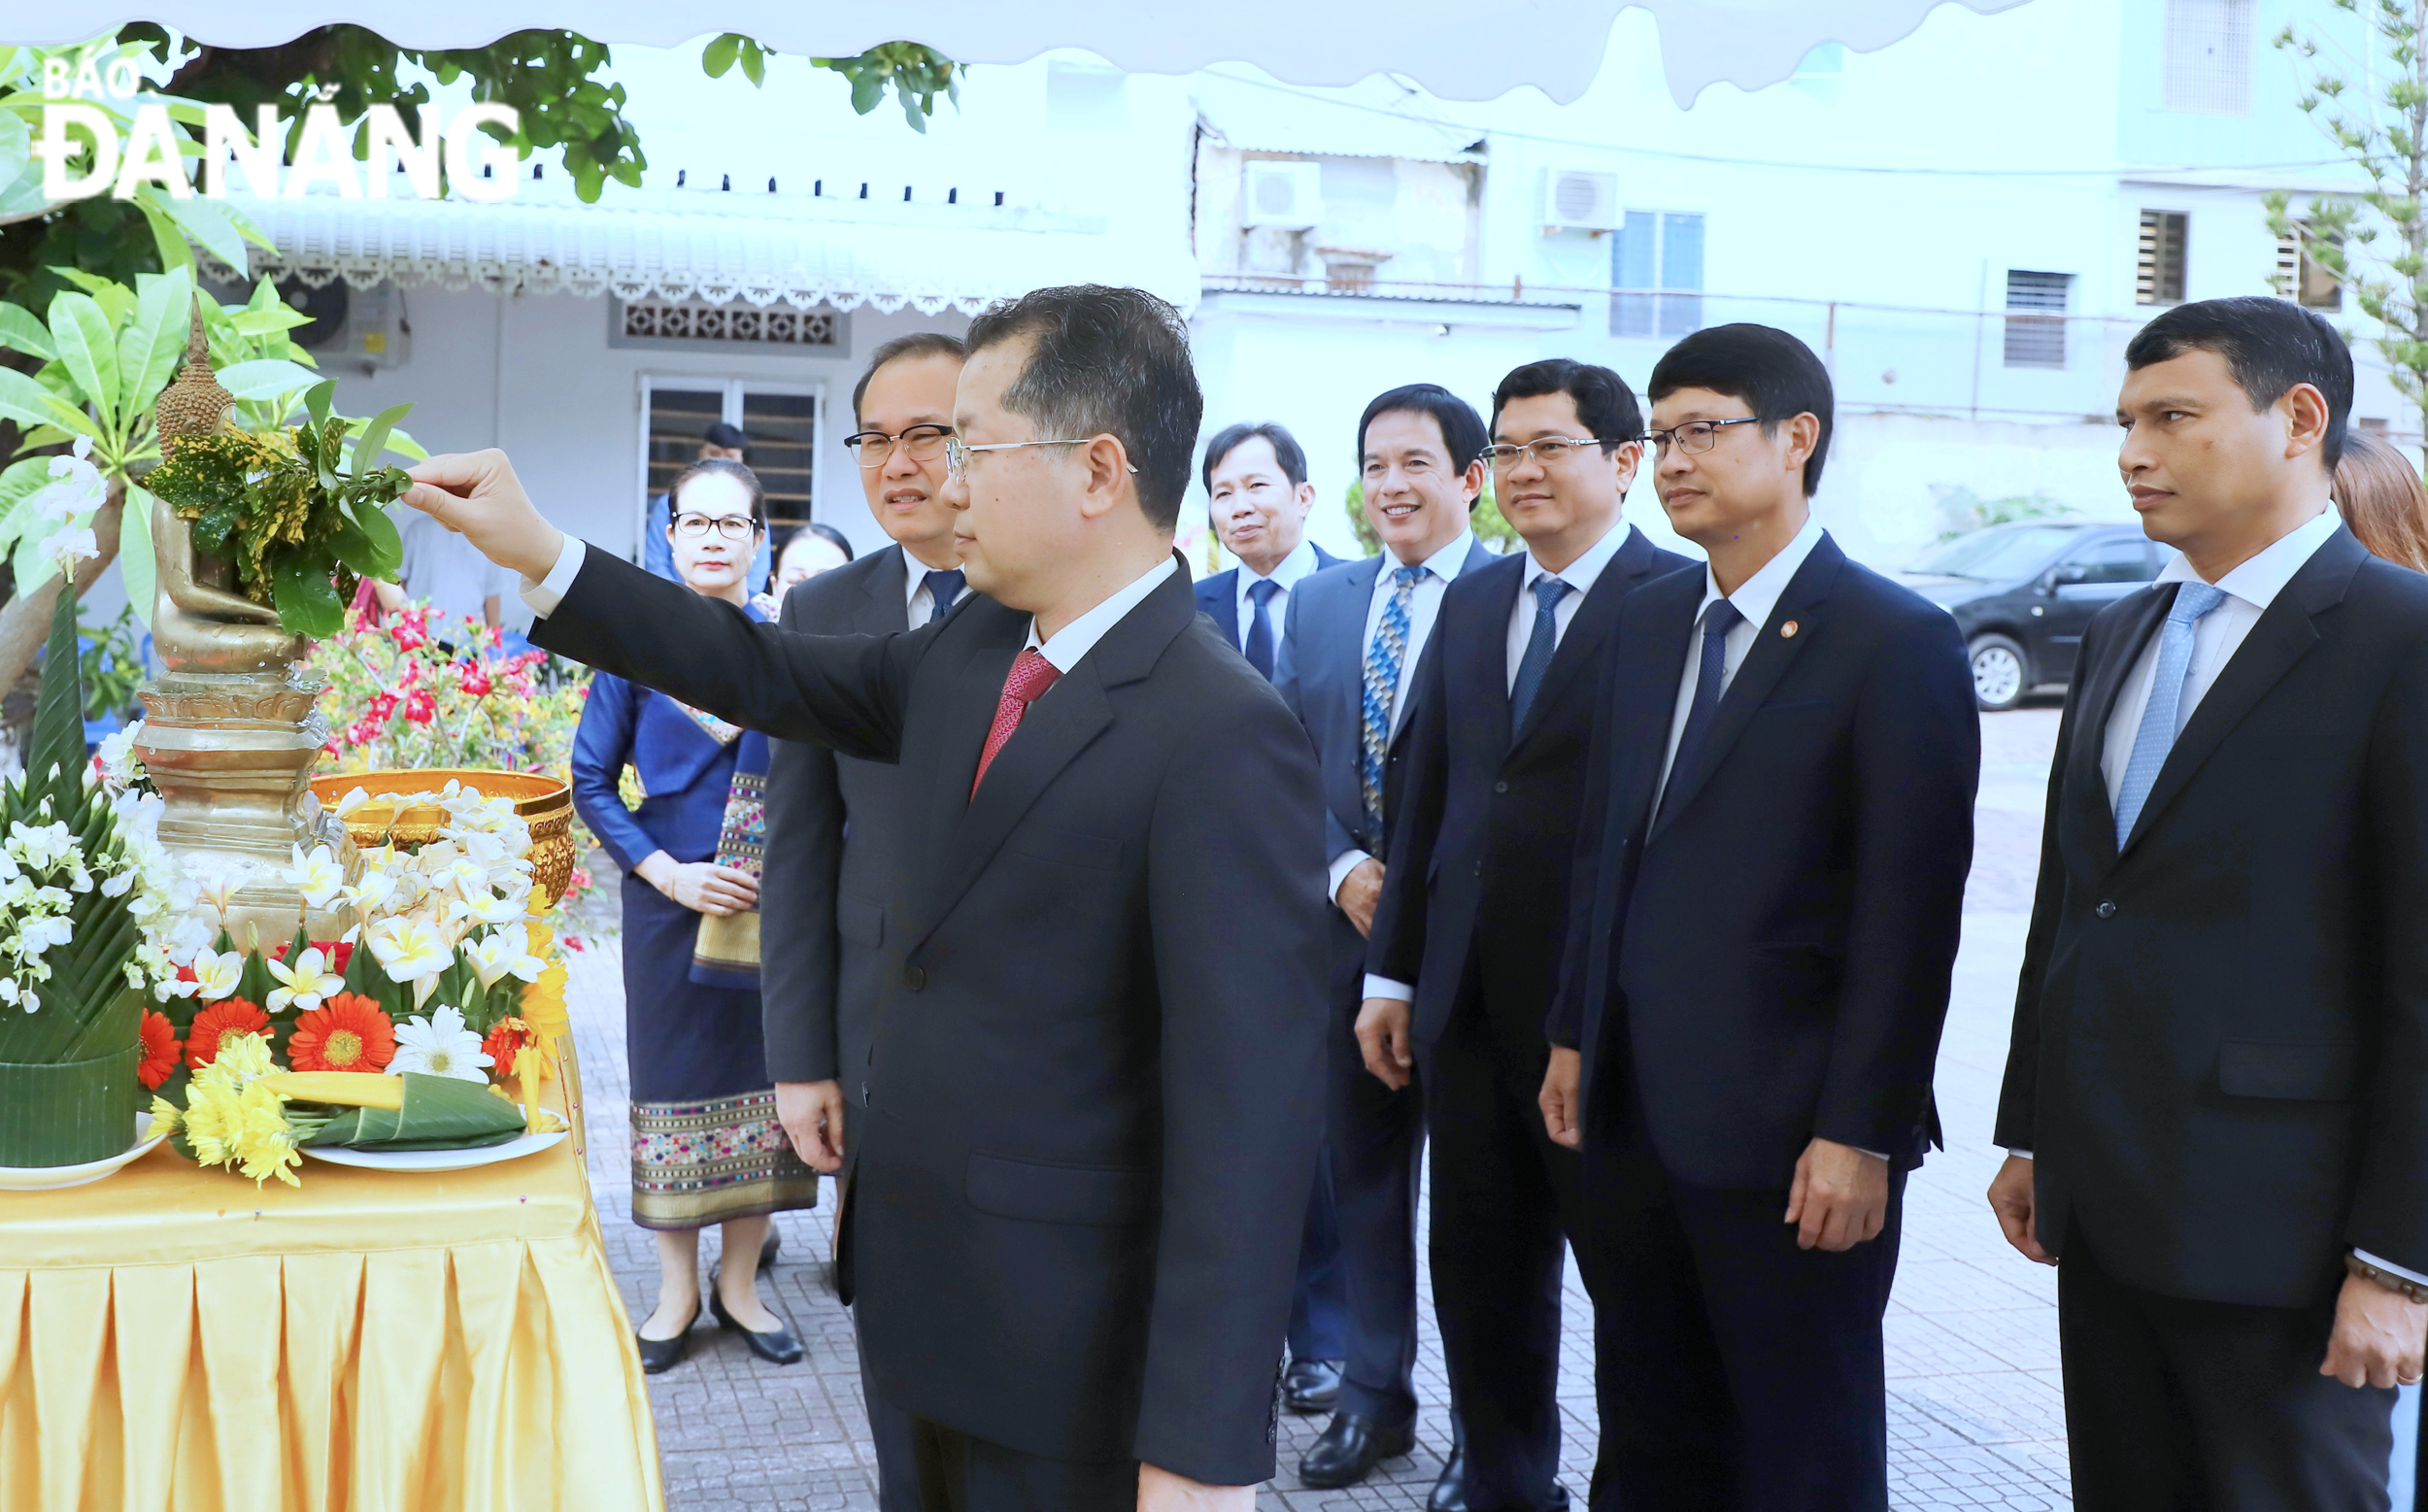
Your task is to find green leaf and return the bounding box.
[0,367,91,436]
[349,402,413,477]
[0,302,53,360]
[229,306,313,337]
[214,357,320,399]
[303,379,336,432]
[702,33,741,79]
[741,43,766,87]
[49,271,135,329]
[147,193,253,278]
[0,457,51,554]
[47,291,119,424]
[24,572,84,812]
[301,1073,526,1150]
[133,194,195,276]
[119,484,155,630]
[271,553,346,638]
[354,500,404,571]
[117,265,193,417]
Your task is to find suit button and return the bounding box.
[903,964,927,991]
[1493,780,1509,794]
[2094,900,2116,920]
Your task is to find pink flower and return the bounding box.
[391,611,429,653]
[456,663,492,697]
[402,689,436,725]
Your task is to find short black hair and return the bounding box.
[851,330,969,428]
[1201,421,1309,493]
[667,457,767,530]
[702,420,749,454]
[1647,323,1835,496]
[2125,296,2353,471]
[962,286,1202,532]
[774,521,856,567]
[1492,358,1643,453]
[1357,384,1489,477]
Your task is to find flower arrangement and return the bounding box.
[142,381,416,638]
[311,602,588,776]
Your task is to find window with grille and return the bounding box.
[2275,229,2343,311]
[619,298,839,348]
[2163,0,2254,115]
[1610,211,1705,339]
[638,378,825,545]
[2138,211,2188,305]
[2004,271,2073,369]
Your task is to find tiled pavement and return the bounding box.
[563,707,2080,1509]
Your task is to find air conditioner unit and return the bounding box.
[1544,168,1621,233]
[286,278,412,372]
[1243,160,1323,229]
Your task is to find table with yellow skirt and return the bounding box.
[0,1060,663,1512]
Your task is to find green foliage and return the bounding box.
[2270,3,2428,455]
[807,42,962,133]
[1931,485,2077,542]
[1342,479,1519,556]
[145,380,412,638]
[78,602,143,721]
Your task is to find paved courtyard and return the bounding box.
[556,706,2087,1508]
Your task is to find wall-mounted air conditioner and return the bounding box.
[1543,168,1621,234]
[1243,160,1324,229]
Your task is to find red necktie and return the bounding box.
[971,649,1062,796]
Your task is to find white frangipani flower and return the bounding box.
[187,946,244,1001]
[387,1004,492,1083]
[333,786,373,818]
[265,945,344,1013]
[191,863,247,922]
[366,916,449,989]
[283,843,345,910]
[464,927,545,990]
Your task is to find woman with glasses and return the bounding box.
[571,456,815,1374]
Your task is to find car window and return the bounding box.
[2066,538,2155,584]
[1910,525,2083,580]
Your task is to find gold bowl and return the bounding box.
[309,769,578,910]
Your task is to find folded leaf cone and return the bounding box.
[298,1072,526,1151]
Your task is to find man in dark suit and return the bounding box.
[1361,358,1690,1512]
[1274,384,1497,1495]
[760,331,967,1509]
[405,286,1328,1512]
[1193,419,1350,1414]
[1538,324,1977,1511]
[1985,297,2428,1511]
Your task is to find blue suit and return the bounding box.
[1194,544,1346,655]
[1275,536,1497,1433]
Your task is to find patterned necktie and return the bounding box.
[971,648,1061,797]
[1360,565,1428,829]
[922,568,966,626]
[2112,581,2228,847]
[1243,577,1282,680]
[1506,575,1571,737]
[1657,598,1744,823]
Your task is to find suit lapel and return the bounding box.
[2067,585,2170,863]
[1511,530,1654,754]
[1331,555,1385,739]
[862,545,910,634]
[1648,539,1843,839]
[1606,570,1703,847]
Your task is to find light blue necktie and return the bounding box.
[2113,581,2228,847]
[1507,576,1571,737]
[1360,565,1427,830]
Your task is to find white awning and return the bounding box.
[12,1,2036,108]
[205,187,1201,316]
[1192,72,1485,164]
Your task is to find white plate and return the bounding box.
[0,1115,167,1192]
[300,1128,568,1173]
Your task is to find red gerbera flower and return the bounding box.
[287,993,396,1073]
[137,1009,182,1090]
[185,998,270,1070]
[481,1017,534,1077]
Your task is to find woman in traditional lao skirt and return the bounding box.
[571,458,814,1373]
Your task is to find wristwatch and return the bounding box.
[2346,1252,2428,1305]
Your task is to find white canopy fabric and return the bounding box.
[14,1,2034,107]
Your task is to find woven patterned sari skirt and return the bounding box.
[622,874,818,1230]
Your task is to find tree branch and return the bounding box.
[0,482,127,707]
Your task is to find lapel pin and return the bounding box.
[1780,620,1800,638]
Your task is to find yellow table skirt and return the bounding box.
[0,1083,663,1512]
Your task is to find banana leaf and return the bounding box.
[297,1072,526,1151]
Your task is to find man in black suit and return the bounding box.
[405,286,1327,1512]
[1274,385,1498,1495]
[1985,296,2428,1511]
[1538,324,1977,1511]
[1361,358,1689,1512]
[1193,419,1351,1415]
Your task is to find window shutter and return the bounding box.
[2004,271,2073,369]
[2137,211,2188,305]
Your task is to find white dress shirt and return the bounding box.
[904,554,972,626]
[1234,538,1321,647]
[1652,516,1827,810]
[1361,521,1641,1005]
[1328,528,1480,901]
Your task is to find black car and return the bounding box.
[1898,521,2163,712]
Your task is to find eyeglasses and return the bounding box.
[1480,436,1611,468]
[845,423,954,470]
[672,512,761,542]
[1643,418,1762,455]
[944,434,1139,485]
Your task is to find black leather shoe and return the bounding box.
[1282,1357,1344,1414]
[708,1286,804,1364]
[1298,1413,1414,1489]
[1427,1453,1568,1512]
[634,1302,699,1374]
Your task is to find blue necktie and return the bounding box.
[1360,565,1427,830]
[922,568,965,626]
[1243,577,1281,679]
[1658,598,1744,823]
[2113,581,2228,847]
[1506,575,1571,737]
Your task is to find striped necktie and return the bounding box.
[1360,565,1427,829]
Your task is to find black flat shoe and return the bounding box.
[634,1302,699,1374]
[708,1231,784,1293]
[708,1286,804,1364]
[1298,1412,1415,1489]
[1282,1357,1344,1414]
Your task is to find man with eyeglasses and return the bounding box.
[1273,384,1497,1495]
[758,330,969,1508]
[1357,358,1689,1512]
[1535,325,1976,1510]
[646,421,772,587]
